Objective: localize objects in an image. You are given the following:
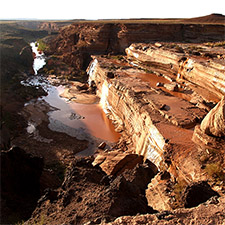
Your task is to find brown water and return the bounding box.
[28,42,120,144]
[128,71,192,102]
[43,84,120,143]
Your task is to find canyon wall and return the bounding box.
[87,55,208,184]
[126,43,225,102]
[86,38,225,183]
[47,22,225,71]
[86,42,225,210]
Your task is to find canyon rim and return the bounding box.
[0,14,225,225]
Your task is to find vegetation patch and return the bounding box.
[37,39,48,52]
[205,162,225,182]
[172,179,188,208]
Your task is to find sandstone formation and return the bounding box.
[200,96,225,137]
[192,96,225,169]
[126,42,225,101]
[46,20,225,76]
[84,40,225,223]
[87,55,207,182]
[92,151,144,176]
[146,173,174,211]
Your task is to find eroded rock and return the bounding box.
[200,96,225,137]
[164,82,178,92]
[26,157,155,225]
[146,173,174,211]
[104,195,225,225]
[93,151,144,176]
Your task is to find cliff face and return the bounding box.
[126,42,225,102]
[86,41,225,211]
[87,55,207,180]
[0,37,34,78]
[47,22,225,72]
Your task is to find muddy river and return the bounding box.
[22,42,120,155]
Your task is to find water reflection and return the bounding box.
[42,84,120,142]
[25,42,120,151]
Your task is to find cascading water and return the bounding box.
[22,44,120,156]
[88,58,98,86]
[30,42,46,74]
[100,81,112,114]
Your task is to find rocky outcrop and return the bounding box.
[84,42,225,218]
[146,173,174,211]
[0,37,34,78]
[47,21,225,73]
[87,55,207,184]
[0,147,44,224]
[26,157,155,225]
[192,96,225,156]
[200,97,225,137]
[38,22,60,31]
[126,43,225,102]
[105,195,225,225]
[92,151,144,176]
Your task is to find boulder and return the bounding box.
[146,173,173,211]
[200,96,225,137]
[164,82,179,92]
[98,141,106,149]
[93,151,143,176]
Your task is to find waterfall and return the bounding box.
[87,59,98,86]
[100,81,112,113]
[30,42,46,75]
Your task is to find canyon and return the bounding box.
[1,14,225,224]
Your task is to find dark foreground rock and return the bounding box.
[105,195,225,225]
[0,146,44,224]
[26,157,156,225]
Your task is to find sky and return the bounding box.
[1,0,224,20]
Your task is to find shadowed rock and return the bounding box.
[1,146,44,224]
[26,157,155,225]
[181,181,219,208]
[93,151,144,176]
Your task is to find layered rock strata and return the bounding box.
[87,55,207,184]
[86,42,225,212]
[126,43,225,102]
[47,21,225,73]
